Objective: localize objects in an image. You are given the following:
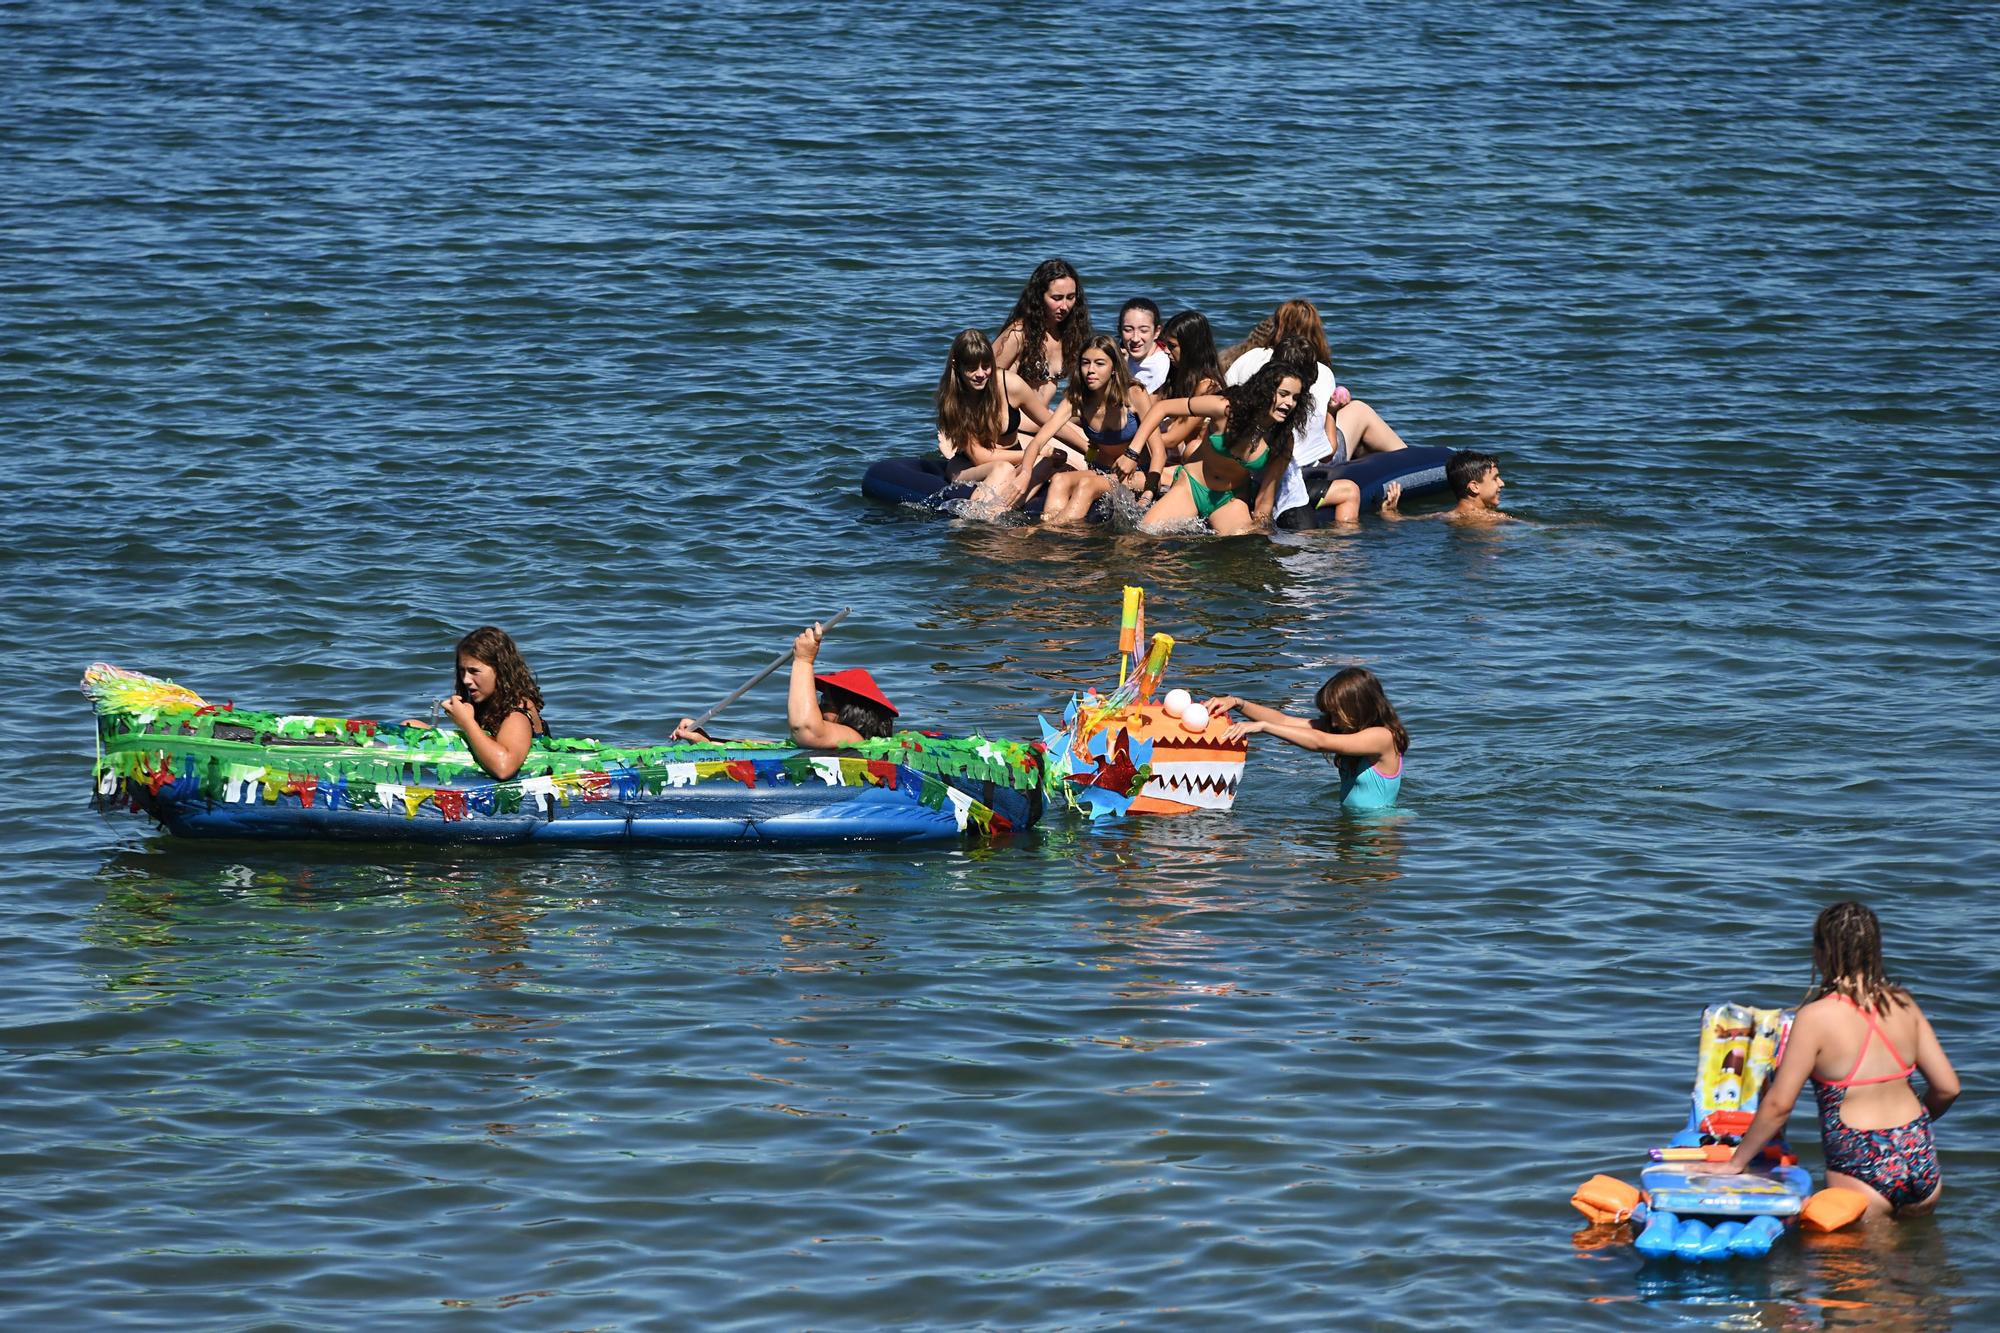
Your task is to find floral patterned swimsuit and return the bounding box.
[1811,996,1940,1210]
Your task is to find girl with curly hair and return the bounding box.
[992,259,1091,402]
[933,329,1055,483]
[1116,355,1312,536]
[1226,301,1412,527]
[405,626,547,779]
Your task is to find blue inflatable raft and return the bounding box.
[862,447,1452,525]
[84,665,1044,847]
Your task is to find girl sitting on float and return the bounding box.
[993,258,1091,404]
[1147,310,1227,479]
[402,626,548,780]
[1203,666,1407,811]
[1226,300,1413,527]
[935,329,1056,484]
[1116,355,1311,536]
[989,334,1155,523]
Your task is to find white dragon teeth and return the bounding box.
[1140,761,1245,811]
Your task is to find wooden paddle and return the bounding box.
[686,607,851,732]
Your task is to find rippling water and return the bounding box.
[4,2,1998,1327]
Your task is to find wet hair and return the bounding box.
[999,258,1091,388]
[1160,310,1222,399]
[1270,299,1334,367]
[1064,334,1139,441]
[1312,667,1409,754]
[820,688,894,740]
[1807,901,1911,1013]
[454,626,543,735]
[935,329,1009,453]
[1447,450,1499,499]
[1219,355,1313,455]
[1119,297,1161,329]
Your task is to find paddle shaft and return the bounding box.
[687,607,851,731]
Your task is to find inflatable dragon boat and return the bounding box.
[84,665,1044,846]
[1570,1002,1865,1261]
[1039,588,1249,819]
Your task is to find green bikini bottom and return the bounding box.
[1170,466,1242,520]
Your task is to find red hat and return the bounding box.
[814,668,899,717]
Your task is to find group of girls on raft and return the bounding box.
[936,259,1421,534]
[426,626,1959,1220]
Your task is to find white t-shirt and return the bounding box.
[1128,347,1170,393]
[1225,348,1337,516]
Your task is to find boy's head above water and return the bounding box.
[1447,450,1503,506]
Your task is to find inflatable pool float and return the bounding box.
[1272,446,1454,530]
[1038,588,1248,819]
[1569,1002,1863,1261]
[864,448,1452,528]
[84,665,1044,846]
[861,455,1091,520]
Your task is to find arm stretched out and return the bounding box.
[1203,694,1394,760]
[1119,393,1232,481]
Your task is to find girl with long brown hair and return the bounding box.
[405,626,548,780]
[993,258,1091,402]
[1116,355,1311,536]
[1203,667,1408,810]
[934,329,1054,483]
[994,333,1155,522]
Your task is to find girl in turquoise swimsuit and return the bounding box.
[1117,356,1311,536]
[1203,667,1408,811]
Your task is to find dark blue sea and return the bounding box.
[3,2,1997,1327]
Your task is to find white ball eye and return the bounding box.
[1181,704,1210,733]
[1163,688,1192,717]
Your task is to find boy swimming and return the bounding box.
[1381,449,1512,525]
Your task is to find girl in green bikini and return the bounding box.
[1116,356,1311,536]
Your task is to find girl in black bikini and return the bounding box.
[993,259,1090,404]
[996,334,1155,523]
[934,329,1054,484]
[402,626,548,780]
[1119,357,1312,536]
